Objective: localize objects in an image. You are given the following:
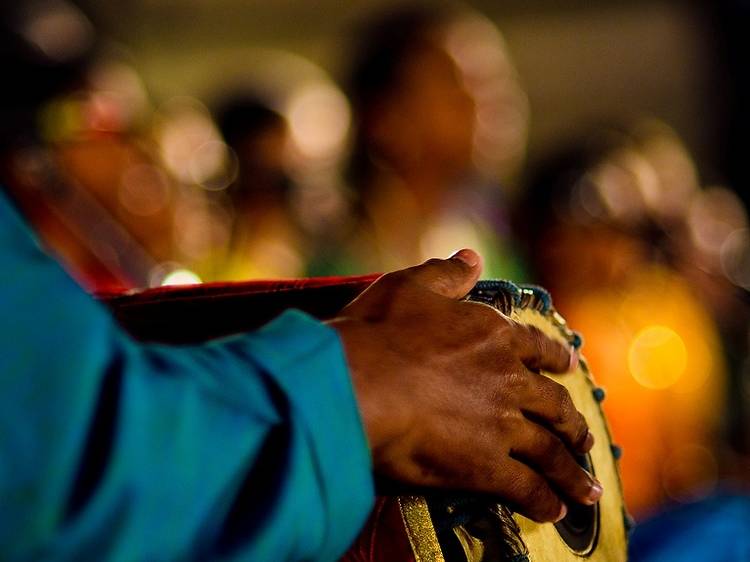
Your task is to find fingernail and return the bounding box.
[555,503,568,522]
[583,430,595,452]
[450,249,479,267]
[587,480,604,504]
[568,348,579,372]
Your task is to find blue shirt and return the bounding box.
[0,191,374,561]
[629,493,750,562]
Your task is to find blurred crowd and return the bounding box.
[2,0,750,550]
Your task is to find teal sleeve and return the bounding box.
[0,192,374,561]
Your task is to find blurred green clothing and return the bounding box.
[306,176,527,282]
[0,191,374,561]
[308,212,527,282]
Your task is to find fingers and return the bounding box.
[399,249,483,300]
[510,423,603,508]
[492,458,568,523]
[520,370,593,454]
[404,434,567,523]
[514,322,576,374]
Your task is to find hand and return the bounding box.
[329,249,602,523]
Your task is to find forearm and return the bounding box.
[0,191,374,561]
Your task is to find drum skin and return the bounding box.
[506,298,628,561]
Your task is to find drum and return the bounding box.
[388,280,630,561]
[101,277,630,561]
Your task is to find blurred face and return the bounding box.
[536,221,651,297]
[234,121,290,197]
[372,42,476,178]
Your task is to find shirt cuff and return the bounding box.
[245,309,375,559]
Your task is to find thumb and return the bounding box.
[404,249,483,299]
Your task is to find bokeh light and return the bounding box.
[19,0,93,63]
[87,60,150,132]
[149,262,201,287]
[118,164,171,217]
[689,187,749,261]
[589,150,651,225]
[157,96,230,187]
[444,13,529,181]
[628,325,688,389]
[161,268,202,286]
[187,139,238,191]
[634,121,700,224]
[285,81,351,163]
[720,228,750,289]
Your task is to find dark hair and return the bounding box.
[344,6,448,115]
[214,96,285,150]
[213,95,293,206]
[343,4,458,193]
[517,129,631,252]
[516,124,674,282]
[0,1,97,147]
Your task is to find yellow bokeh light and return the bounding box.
[628,325,687,389]
[161,269,202,287]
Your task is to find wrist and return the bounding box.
[327,317,405,456]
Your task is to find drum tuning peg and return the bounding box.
[610,444,623,460]
[592,387,606,402]
[622,508,636,536]
[571,331,584,349]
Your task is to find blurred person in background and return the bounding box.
[181,52,355,282]
[209,95,307,280]
[518,123,750,557]
[520,125,726,514]
[0,33,198,291]
[0,23,155,291]
[309,4,528,280]
[630,121,750,481]
[0,1,602,560]
[0,1,240,292]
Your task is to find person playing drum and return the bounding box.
[0,2,602,560]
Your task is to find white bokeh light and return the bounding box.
[285,82,351,162]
